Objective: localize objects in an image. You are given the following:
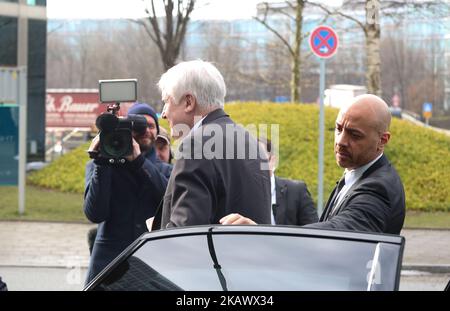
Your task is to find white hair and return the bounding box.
[157,60,226,112]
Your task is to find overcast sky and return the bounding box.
[47,0,262,20]
[47,0,343,20]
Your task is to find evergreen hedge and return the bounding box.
[28,102,450,211]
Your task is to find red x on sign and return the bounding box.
[309,25,339,58]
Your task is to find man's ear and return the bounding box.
[378,131,391,150]
[184,94,196,113]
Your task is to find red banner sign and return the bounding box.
[46,90,133,129]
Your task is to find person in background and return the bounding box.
[259,138,318,226]
[155,126,172,164]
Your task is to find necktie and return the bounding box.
[271,204,278,225]
[324,176,346,221]
[333,177,346,207]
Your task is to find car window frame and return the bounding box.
[84,225,405,291]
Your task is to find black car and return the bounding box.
[84,225,405,291]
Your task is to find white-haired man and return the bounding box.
[151,60,271,229]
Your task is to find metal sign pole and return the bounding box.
[17,1,29,215]
[18,67,27,215]
[317,58,326,216]
[309,25,338,217]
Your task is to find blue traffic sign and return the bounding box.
[275,96,289,103]
[423,102,432,112]
[309,25,339,58]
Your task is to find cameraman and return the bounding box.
[84,103,172,284]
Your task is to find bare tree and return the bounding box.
[196,21,264,100]
[47,33,75,88]
[136,0,196,70]
[254,1,306,102]
[262,39,292,99]
[365,0,381,96]
[119,24,165,107]
[46,20,164,105]
[312,0,450,97]
[309,0,381,95]
[381,27,445,114]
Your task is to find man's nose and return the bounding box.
[336,131,348,147]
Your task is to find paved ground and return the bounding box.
[0,221,449,290]
[1,221,449,268]
[0,267,447,291]
[401,229,450,269]
[0,267,88,291]
[399,271,450,291]
[0,221,94,268]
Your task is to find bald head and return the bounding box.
[334,94,392,170]
[340,94,391,134]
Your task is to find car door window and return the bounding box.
[93,233,401,291]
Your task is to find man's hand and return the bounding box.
[125,138,141,162]
[219,213,257,225]
[87,134,100,158]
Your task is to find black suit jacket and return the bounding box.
[305,155,405,234]
[274,177,318,226]
[157,108,271,229]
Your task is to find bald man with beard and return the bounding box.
[221,94,406,234]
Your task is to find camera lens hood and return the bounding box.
[96,113,119,132]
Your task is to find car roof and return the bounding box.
[85,225,405,291]
[141,225,405,245]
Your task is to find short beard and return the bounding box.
[138,140,153,154]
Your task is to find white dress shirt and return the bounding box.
[270,174,276,225]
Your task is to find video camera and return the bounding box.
[95,79,147,164]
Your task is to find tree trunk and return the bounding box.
[143,0,195,71]
[162,48,176,71]
[365,0,381,96]
[255,0,305,103]
[291,0,304,103]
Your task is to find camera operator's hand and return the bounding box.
[125,138,141,162]
[87,134,100,159]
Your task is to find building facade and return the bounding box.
[0,0,47,161]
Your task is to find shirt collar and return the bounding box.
[344,153,383,184]
[190,114,207,134]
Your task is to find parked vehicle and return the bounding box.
[85,225,405,291]
[389,107,403,119]
[324,84,367,109]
